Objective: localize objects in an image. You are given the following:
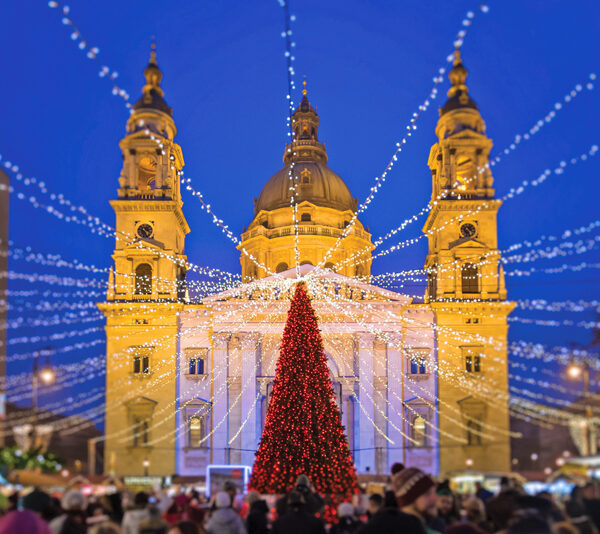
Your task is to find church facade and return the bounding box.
[99,47,513,479]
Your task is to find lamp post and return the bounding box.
[143,458,150,477]
[32,350,55,426]
[567,361,593,456]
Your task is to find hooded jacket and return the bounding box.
[206,507,247,534]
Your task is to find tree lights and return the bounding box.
[249,284,358,498]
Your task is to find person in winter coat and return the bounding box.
[205,492,246,534]
[275,475,324,518]
[245,492,269,534]
[357,505,426,534]
[271,491,325,534]
[330,502,362,534]
[122,492,151,534]
[49,489,88,534]
[139,505,170,534]
[0,510,54,534]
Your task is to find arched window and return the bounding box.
[137,155,157,192]
[300,261,313,266]
[467,419,483,445]
[135,263,152,295]
[324,262,336,272]
[413,416,427,447]
[301,213,311,222]
[462,263,479,294]
[276,262,288,273]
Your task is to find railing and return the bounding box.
[242,225,369,241]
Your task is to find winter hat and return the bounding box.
[392,467,435,507]
[0,510,53,534]
[215,491,231,509]
[296,474,310,487]
[61,489,86,511]
[391,462,405,475]
[338,502,354,518]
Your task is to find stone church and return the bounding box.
[99,47,513,479]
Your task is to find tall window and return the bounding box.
[413,416,427,447]
[465,354,481,373]
[462,263,479,294]
[410,358,427,375]
[132,417,149,447]
[133,353,150,374]
[467,419,482,445]
[188,416,204,448]
[427,265,437,300]
[188,356,205,375]
[135,263,152,295]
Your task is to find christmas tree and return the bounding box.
[249,283,358,497]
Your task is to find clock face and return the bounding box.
[137,223,154,239]
[460,223,477,238]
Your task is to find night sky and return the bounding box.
[1,1,599,425]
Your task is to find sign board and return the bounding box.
[205,465,251,497]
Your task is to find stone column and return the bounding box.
[356,333,375,472]
[386,332,404,471]
[340,379,357,460]
[212,333,230,464]
[241,333,261,466]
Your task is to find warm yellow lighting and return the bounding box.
[556,457,565,466]
[39,368,55,385]
[465,458,474,467]
[567,364,583,379]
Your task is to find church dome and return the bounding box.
[253,84,357,215]
[254,160,357,214]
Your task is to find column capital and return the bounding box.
[212,332,230,349]
[356,332,375,349]
[240,332,261,349]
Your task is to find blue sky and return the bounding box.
[1,1,599,421]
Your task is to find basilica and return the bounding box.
[99,47,513,479]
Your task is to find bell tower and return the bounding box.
[423,50,514,474]
[99,44,189,476]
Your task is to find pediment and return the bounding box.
[125,396,158,408]
[204,264,412,305]
[125,237,165,251]
[448,236,487,250]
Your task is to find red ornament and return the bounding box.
[249,283,358,501]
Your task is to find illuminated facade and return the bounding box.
[101,49,512,478]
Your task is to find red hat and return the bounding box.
[393,467,435,507]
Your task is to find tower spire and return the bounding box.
[447,47,469,99]
[439,48,478,117]
[143,38,164,99]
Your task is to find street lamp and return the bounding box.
[143,459,150,476]
[32,350,55,425]
[566,361,593,455]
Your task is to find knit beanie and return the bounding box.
[215,491,231,509]
[392,467,435,507]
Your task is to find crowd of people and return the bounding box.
[1,463,600,534]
